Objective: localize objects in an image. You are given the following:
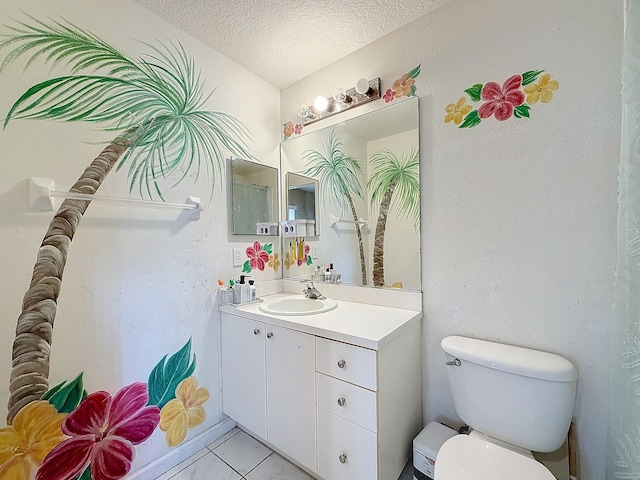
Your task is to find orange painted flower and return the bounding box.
[523,73,559,104]
[283,121,294,138]
[445,97,473,125]
[268,253,280,272]
[159,377,209,447]
[0,401,67,480]
[392,73,415,98]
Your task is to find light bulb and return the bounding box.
[332,88,346,102]
[297,104,310,118]
[355,77,370,95]
[314,95,329,112]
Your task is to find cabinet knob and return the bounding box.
[253,329,260,335]
[337,397,346,407]
[339,453,347,464]
[267,332,274,339]
[337,359,346,369]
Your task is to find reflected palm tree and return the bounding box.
[1,17,252,423]
[301,131,367,285]
[367,148,420,287]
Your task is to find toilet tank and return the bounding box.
[441,336,577,452]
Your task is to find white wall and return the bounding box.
[0,0,280,474]
[281,0,621,478]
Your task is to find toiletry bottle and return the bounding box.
[249,280,256,302]
[324,267,331,282]
[238,275,249,303]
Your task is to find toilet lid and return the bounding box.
[434,435,556,480]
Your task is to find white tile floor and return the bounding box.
[154,427,414,480]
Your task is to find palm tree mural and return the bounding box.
[1,17,253,424]
[367,148,420,287]
[301,131,368,285]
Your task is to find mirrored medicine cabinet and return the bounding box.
[229,157,279,236]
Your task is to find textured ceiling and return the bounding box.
[133,0,449,89]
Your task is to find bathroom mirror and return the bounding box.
[287,173,319,235]
[229,158,279,235]
[280,97,420,290]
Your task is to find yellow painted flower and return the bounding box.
[445,97,473,124]
[523,73,559,104]
[160,377,209,447]
[268,253,280,272]
[284,252,293,270]
[0,401,67,480]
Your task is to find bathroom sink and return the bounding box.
[259,297,337,316]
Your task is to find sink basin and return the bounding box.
[259,297,337,316]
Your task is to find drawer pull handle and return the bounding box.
[267,332,274,339]
[339,453,347,464]
[337,359,346,369]
[337,397,346,407]
[253,329,260,335]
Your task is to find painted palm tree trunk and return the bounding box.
[372,182,395,287]
[347,195,367,285]
[7,131,133,423]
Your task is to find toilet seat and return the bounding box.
[434,434,556,480]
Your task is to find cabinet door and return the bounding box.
[220,313,267,439]
[266,324,316,472]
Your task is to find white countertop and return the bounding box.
[219,293,422,350]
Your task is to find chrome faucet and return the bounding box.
[302,281,324,299]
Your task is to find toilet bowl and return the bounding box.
[434,336,578,480]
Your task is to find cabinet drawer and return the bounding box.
[316,337,377,390]
[316,373,377,432]
[317,407,377,480]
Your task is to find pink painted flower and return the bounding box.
[383,88,395,103]
[246,242,269,271]
[478,74,525,121]
[297,244,310,266]
[294,123,302,135]
[36,382,160,480]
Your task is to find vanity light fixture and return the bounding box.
[299,77,381,126]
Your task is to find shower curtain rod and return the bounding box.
[28,177,203,220]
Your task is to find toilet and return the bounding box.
[434,335,578,480]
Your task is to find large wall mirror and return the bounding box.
[229,158,279,235]
[280,97,420,290]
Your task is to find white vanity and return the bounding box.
[219,293,422,480]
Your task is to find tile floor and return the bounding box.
[154,427,414,480]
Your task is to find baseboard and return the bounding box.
[127,417,237,480]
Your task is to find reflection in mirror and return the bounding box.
[287,173,318,235]
[229,158,279,235]
[280,97,420,290]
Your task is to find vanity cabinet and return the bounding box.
[220,298,422,480]
[220,313,316,472]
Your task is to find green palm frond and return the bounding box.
[367,148,420,225]
[1,16,253,200]
[301,131,363,214]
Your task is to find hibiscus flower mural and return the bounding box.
[445,70,559,128]
[383,64,421,103]
[0,339,208,480]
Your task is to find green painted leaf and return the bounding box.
[522,70,544,86]
[306,256,313,265]
[410,85,417,97]
[263,243,273,254]
[513,104,531,118]
[408,64,421,79]
[75,466,92,480]
[42,373,87,413]
[242,260,252,273]
[148,339,196,408]
[459,110,481,128]
[464,84,483,102]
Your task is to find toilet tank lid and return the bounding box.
[441,336,577,382]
